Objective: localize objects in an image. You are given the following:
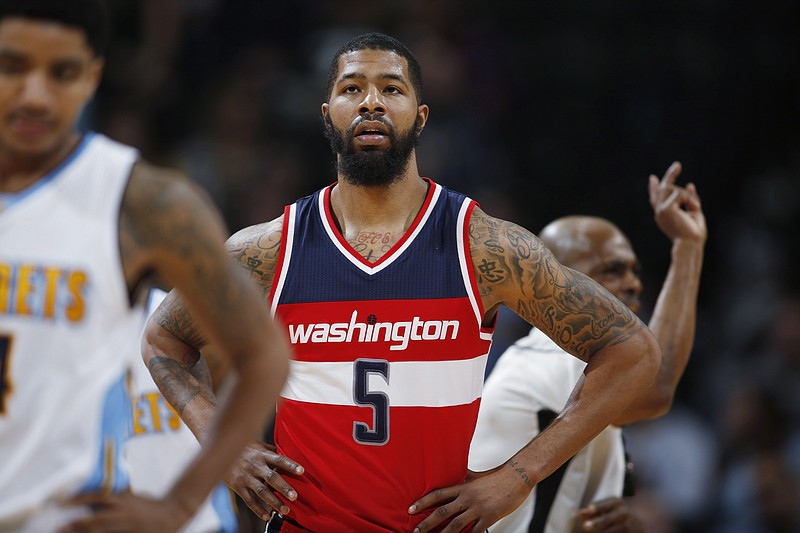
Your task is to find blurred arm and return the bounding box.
[124,162,289,521]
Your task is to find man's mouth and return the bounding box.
[9,115,54,140]
[354,129,388,145]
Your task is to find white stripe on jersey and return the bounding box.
[270,204,296,317]
[456,199,488,333]
[282,355,488,407]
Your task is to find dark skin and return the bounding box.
[144,48,660,531]
[0,16,289,533]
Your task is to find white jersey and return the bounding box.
[0,133,144,531]
[125,289,237,533]
[469,328,625,533]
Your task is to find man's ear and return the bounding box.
[85,57,105,100]
[416,104,429,137]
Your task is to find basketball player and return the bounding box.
[0,1,289,531]
[469,162,706,532]
[143,33,661,532]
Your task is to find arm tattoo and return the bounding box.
[506,459,535,489]
[226,220,282,298]
[152,220,282,348]
[147,355,214,415]
[152,293,208,348]
[469,208,639,359]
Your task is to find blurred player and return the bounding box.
[0,1,289,531]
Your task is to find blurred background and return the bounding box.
[91,1,800,531]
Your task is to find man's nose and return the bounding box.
[358,86,385,115]
[19,71,53,110]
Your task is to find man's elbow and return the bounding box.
[647,386,676,418]
[622,386,675,424]
[140,316,192,368]
[637,331,663,402]
[613,340,669,426]
[141,317,164,368]
[640,331,662,387]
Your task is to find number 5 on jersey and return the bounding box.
[353,359,389,445]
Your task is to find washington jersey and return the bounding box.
[269,179,494,532]
[0,133,144,530]
[469,328,625,533]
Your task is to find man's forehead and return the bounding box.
[337,49,408,78]
[597,238,638,263]
[0,17,93,58]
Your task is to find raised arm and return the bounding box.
[66,162,289,532]
[613,162,706,425]
[410,208,660,532]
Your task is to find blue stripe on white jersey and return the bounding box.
[79,375,131,494]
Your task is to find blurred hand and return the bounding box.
[60,491,189,533]
[648,161,707,245]
[576,497,644,533]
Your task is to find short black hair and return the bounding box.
[0,0,109,57]
[326,32,424,105]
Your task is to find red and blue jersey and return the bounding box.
[269,179,494,532]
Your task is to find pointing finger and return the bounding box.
[660,161,682,187]
[648,174,660,206]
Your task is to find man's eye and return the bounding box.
[0,59,25,75]
[52,65,81,81]
[385,86,400,94]
[344,86,360,93]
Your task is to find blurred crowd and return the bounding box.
[90,1,800,531]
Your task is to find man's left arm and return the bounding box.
[409,210,660,533]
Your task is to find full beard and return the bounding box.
[324,114,421,188]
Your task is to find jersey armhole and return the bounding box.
[459,199,494,334]
[268,204,294,316]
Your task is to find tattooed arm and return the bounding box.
[142,213,305,521]
[410,207,660,533]
[142,217,285,431]
[65,162,290,533]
